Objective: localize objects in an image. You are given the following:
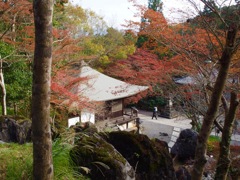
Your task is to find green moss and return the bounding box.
[71,131,175,179]
[0,115,30,123]
[105,131,175,179]
[70,132,128,179]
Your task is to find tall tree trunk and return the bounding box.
[215,92,239,180]
[191,27,238,180]
[0,57,7,116]
[32,1,54,179]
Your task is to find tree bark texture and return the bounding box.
[191,27,238,180]
[32,1,54,179]
[0,57,7,116]
[215,92,239,180]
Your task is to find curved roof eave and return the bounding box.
[76,63,149,102]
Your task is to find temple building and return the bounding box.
[68,62,148,129]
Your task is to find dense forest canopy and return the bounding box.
[0,0,240,179]
[0,0,239,119]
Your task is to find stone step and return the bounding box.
[168,127,182,151]
[172,131,179,137]
[168,141,175,148]
[173,127,181,132]
[170,136,178,142]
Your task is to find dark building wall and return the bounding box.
[111,99,123,118]
[95,99,124,121]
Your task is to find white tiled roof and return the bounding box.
[77,64,148,102]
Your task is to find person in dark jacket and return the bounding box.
[152,107,158,120]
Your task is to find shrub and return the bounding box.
[0,135,88,179]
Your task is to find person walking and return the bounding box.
[152,106,158,120]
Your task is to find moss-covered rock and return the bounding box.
[70,132,135,180]
[104,131,176,180]
[0,116,31,144]
[71,130,176,180]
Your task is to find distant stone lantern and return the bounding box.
[169,99,173,107]
[160,97,177,119]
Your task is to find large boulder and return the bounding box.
[71,129,176,180]
[171,129,198,163]
[70,131,135,180]
[105,131,176,180]
[0,117,31,144]
[72,122,98,135]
